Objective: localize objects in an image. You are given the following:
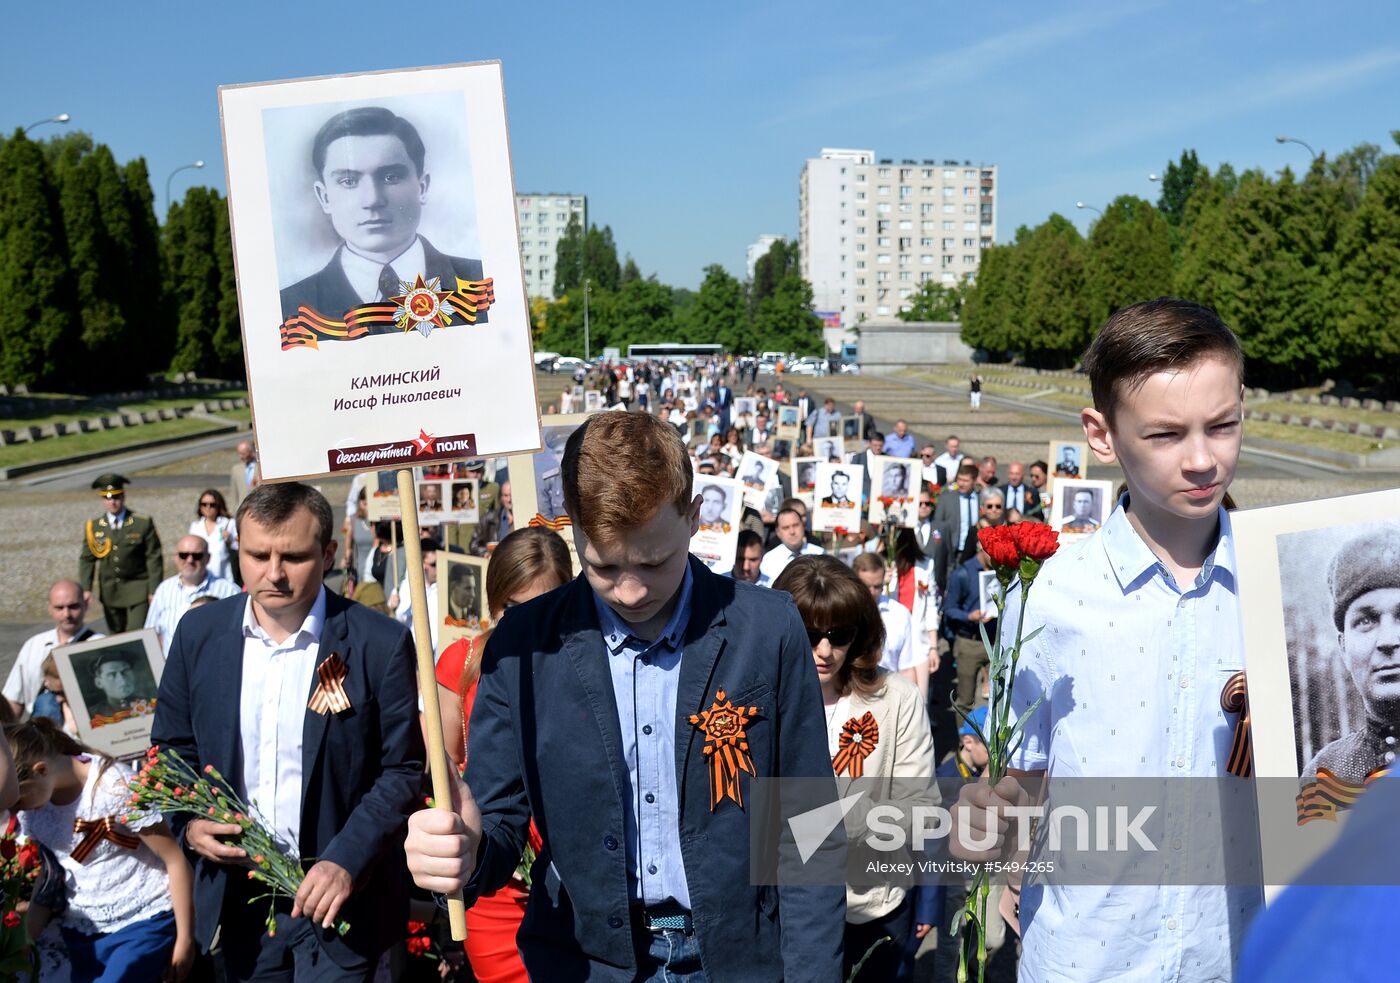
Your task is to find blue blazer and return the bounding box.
[151,590,425,967]
[463,557,846,982]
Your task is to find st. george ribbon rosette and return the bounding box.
[280,274,495,351]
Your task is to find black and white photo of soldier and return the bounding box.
[1054,443,1082,478]
[881,462,911,498]
[446,561,482,627]
[275,105,486,329]
[822,471,855,508]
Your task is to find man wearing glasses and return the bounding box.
[79,473,165,633]
[145,535,240,655]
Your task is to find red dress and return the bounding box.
[435,638,542,983]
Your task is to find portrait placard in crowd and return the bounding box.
[868,455,919,528]
[53,629,164,759]
[584,390,604,412]
[732,396,757,419]
[775,405,801,441]
[438,551,490,646]
[1048,439,1089,485]
[769,437,794,461]
[811,462,864,533]
[737,451,780,511]
[689,476,744,573]
[978,568,1000,621]
[1048,478,1113,540]
[811,435,845,463]
[1233,488,1400,892]
[365,470,402,520]
[220,61,540,481]
[508,413,589,526]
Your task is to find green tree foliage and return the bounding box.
[897,280,964,322]
[1333,150,1400,380]
[0,130,75,386]
[553,213,582,297]
[961,232,1030,355]
[752,274,822,355]
[1156,149,1208,227]
[1021,215,1091,366]
[620,255,641,285]
[582,224,621,292]
[164,187,238,377]
[1085,195,1172,326]
[688,264,748,350]
[751,239,798,308]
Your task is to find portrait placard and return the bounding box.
[1047,478,1113,540]
[791,457,819,497]
[584,391,604,412]
[769,438,794,462]
[1047,440,1089,488]
[364,470,401,520]
[775,405,801,441]
[733,396,757,419]
[53,629,164,760]
[690,476,744,573]
[507,412,589,572]
[737,451,780,512]
[1232,488,1400,894]
[438,552,490,646]
[811,462,865,534]
[413,475,448,526]
[977,569,1000,621]
[220,61,541,481]
[868,455,919,528]
[812,436,845,463]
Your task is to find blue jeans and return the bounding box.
[639,928,706,982]
[63,909,176,983]
[31,689,64,725]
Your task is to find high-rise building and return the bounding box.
[516,193,587,299]
[746,234,786,280]
[799,149,997,327]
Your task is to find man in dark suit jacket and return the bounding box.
[933,462,982,578]
[1001,461,1041,520]
[406,412,845,982]
[278,106,486,332]
[153,482,424,981]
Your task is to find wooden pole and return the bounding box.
[390,522,399,600]
[396,468,468,940]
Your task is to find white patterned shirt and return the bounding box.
[145,571,240,655]
[239,589,325,856]
[1006,503,1262,982]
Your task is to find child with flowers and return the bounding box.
[5,718,193,982]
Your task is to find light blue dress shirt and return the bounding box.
[593,567,694,908]
[1005,501,1262,981]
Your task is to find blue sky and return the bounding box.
[5,0,1398,289]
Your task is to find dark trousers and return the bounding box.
[844,895,915,982]
[952,635,989,714]
[102,599,148,634]
[219,878,375,983]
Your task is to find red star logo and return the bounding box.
[412,430,437,455]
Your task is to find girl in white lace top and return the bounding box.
[9,718,194,982]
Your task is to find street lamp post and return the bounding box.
[1075,201,1103,217]
[23,113,70,135]
[165,160,206,213]
[1275,135,1319,161]
[583,278,591,363]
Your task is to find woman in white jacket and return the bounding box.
[773,556,937,982]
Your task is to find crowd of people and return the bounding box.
[0,299,1391,982]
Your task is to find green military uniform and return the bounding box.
[79,473,164,633]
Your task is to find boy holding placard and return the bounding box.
[952,299,1261,980]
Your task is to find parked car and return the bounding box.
[534,350,561,367]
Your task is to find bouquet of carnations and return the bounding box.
[0,815,39,976]
[126,747,349,938]
[955,522,1059,983]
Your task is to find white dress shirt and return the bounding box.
[339,238,428,304]
[757,540,825,587]
[239,589,326,856]
[395,576,439,657]
[932,451,963,479]
[876,595,916,672]
[3,626,101,710]
[1006,503,1261,981]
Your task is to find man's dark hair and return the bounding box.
[1083,298,1244,425]
[869,431,885,443]
[736,529,763,553]
[236,482,335,550]
[1031,459,1048,473]
[956,461,979,479]
[312,106,426,177]
[777,507,803,524]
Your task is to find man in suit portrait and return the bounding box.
[153,482,424,980]
[821,470,855,508]
[85,649,156,726]
[1059,488,1101,533]
[698,484,731,532]
[279,106,485,331]
[404,412,844,981]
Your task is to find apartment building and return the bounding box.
[516,193,587,298]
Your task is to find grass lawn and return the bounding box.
[1244,420,1386,456]
[2,389,249,428]
[0,418,227,469]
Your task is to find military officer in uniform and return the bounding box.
[79,474,164,633]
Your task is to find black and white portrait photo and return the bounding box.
[1050,440,1087,479]
[793,457,818,494]
[438,552,490,644]
[811,463,865,533]
[1278,521,1400,784]
[447,561,483,625]
[812,436,843,462]
[509,414,589,525]
[263,93,485,330]
[53,629,164,758]
[881,462,911,498]
[1049,479,1113,537]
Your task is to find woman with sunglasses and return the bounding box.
[188,488,237,582]
[771,555,936,982]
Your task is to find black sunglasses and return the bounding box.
[199,501,218,508]
[807,625,858,648]
[177,551,207,560]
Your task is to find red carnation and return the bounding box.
[0,838,15,861]
[833,526,850,538]
[2,912,19,929]
[407,920,427,935]
[1011,522,1059,562]
[977,525,1020,570]
[17,842,39,870]
[406,935,432,957]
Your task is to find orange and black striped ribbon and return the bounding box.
[1295,767,1387,825]
[279,278,495,350]
[71,816,141,864]
[1220,671,1252,778]
[528,514,572,531]
[307,654,351,715]
[689,689,760,810]
[832,712,880,778]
